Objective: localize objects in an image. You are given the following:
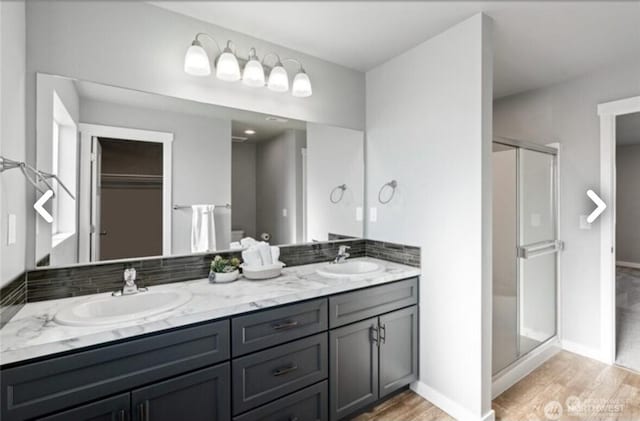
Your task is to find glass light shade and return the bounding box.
[267,65,289,92]
[242,59,265,87]
[292,71,312,97]
[216,50,241,82]
[184,43,211,76]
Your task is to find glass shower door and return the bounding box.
[516,148,558,356]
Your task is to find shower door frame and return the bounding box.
[493,136,561,374]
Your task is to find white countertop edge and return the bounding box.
[0,258,420,366]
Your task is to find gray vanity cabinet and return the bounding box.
[329,305,418,421]
[131,363,230,421]
[36,393,130,421]
[379,306,418,398]
[329,318,380,420]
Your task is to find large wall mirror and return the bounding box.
[35,73,364,268]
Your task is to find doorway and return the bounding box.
[492,138,560,375]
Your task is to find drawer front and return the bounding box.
[232,299,328,357]
[233,381,327,421]
[329,278,418,328]
[232,333,328,415]
[1,320,229,421]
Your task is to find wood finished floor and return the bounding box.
[352,351,640,420]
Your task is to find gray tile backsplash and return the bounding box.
[0,238,419,324]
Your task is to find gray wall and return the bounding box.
[232,142,257,239]
[616,143,640,264]
[80,98,232,255]
[494,59,640,353]
[24,0,365,267]
[0,1,27,287]
[256,130,305,245]
[365,14,493,419]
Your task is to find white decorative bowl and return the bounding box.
[241,262,286,280]
[209,269,239,283]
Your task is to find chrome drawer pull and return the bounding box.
[380,324,386,344]
[273,364,298,376]
[290,417,299,421]
[370,326,379,345]
[272,320,299,330]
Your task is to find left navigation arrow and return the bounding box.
[34,190,54,223]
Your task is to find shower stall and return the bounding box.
[492,138,560,375]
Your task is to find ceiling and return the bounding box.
[617,112,640,146]
[74,78,305,143]
[151,1,640,98]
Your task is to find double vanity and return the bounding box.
[0,258,419,421]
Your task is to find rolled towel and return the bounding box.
[229,241,242,250]
[242,248,262,267]
[271,246,280,263]
[257,242,273,265]
[240,237,258,248]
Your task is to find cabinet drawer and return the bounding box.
[329,278,418,328]
[1,320,229,421]
[232,333,328,415]
[232,298,328,357]
[233,381,327,421]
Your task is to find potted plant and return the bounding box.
[209,255,241,283]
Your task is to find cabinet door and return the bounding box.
[379,306,418,398]
[131,363,230,421]
[37,393,130,421]
[329,318,378,421]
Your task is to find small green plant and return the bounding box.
[210,255,241,273]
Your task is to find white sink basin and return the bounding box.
[316,261,384,278]
[54,289,192,326]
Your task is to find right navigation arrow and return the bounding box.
[586,189,606,223]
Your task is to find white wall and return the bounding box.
[232,142,257,238]
[494,59,640,356]
[256,130,305,245]
[0,0,27,287]
[616,144,640,264]
[79,98,231,255]
[366,13,493,421]
[306,123,364,241]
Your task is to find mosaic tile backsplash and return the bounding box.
[0,238,419,324]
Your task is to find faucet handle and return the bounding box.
[338,245,351,254]
[124,268,137,285]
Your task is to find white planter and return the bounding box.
[209,269,239,283]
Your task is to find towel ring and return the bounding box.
[330,184,347,203]
[378,180,397,204]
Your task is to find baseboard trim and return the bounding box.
[616,261,640,269]
[561,339,607,363]
[411,381,495,421]
[492,337,560,398]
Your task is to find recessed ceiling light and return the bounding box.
[244,129,256,135]
[265,116,288,123]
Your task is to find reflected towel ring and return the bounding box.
[378,180,398,204]
[330,184,347,203]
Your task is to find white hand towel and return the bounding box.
[242,248,262,267]
[257,242,273,265]
[240,237,258,248]
[191,205,216,253]
[270,246,280,263]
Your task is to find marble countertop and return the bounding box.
[0,258,420,366]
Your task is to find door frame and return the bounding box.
[597,95,640,364]
[79,123,173,261]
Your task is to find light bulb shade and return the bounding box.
[267,65,289,92]
[292,71,312,97]
[242,59,265,87]
[184,42,211,76]
[216,50,241,82]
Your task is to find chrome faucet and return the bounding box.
[112,268,147,296]
[333,245,351,264]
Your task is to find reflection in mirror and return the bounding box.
[35,74,364,268]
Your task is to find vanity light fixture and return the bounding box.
[244,129,256,135]
[242,48,265,87]
[184,33,312,97]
